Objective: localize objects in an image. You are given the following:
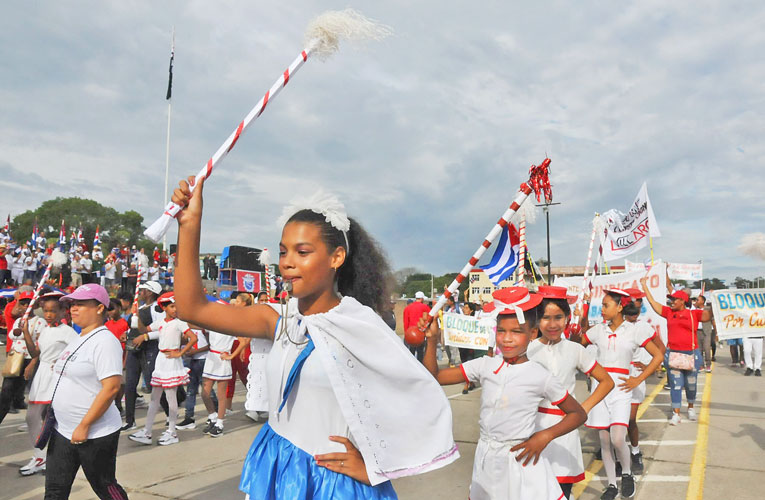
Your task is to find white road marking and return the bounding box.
[590,475,690,482]
[639,440,696,446]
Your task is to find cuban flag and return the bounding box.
[31,220,39,250]
[3,214,9,234]
[77,226,83,243]
[58,220,66,249]
[93,225,100,247]
[480,223,521,286]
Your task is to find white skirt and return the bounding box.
[630,364,646,403]
[29,361,57,404]
[586,371,631,429]
[151,352,190,388]
[469,436,564,500]
[203,350,232,381]
[535,410,585,483]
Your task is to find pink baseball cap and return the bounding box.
[60,284,110,307]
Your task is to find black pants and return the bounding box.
[124,344,178,424]
[0,359,31,424]
[45,429,128,499]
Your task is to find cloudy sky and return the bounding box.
[2,1,763,282]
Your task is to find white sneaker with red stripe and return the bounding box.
[19,457,46,476]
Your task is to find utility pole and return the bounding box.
[537,202,561,284]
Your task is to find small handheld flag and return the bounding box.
[479,223,521,287]
[93,225,100,247]
[58,220,66,250]
[31,219,39,250]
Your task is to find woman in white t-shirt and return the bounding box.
[46,284,127,500]
[16,291,79,477]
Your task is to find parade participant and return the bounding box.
[128,292,196,446]
[0,289,36,422]
[176,327,218,430]
[527,286,615,498]
[200,323,235,437]
[422,287,586,500]
[16,291,79,476]
[171,178,457,498]
[459,301,478,394]
[742,335,763,376]
[105,299,129,415]
[46,284,127,499]
[223,293,254,414]
[581,289,663,499]
[640,278,710,424]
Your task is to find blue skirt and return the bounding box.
[240,423,398,499]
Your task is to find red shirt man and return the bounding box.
[403,291,431,332]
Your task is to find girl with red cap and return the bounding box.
[528,286,615,499]
[580,289,663,500]
[422,287,587,500]
[129,292,197,446]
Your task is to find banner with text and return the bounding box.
[710,289,765,340]
[554,262,667,341]
[601,182,662,261]
[236,270,261,294]
[442,312,495,349]
[624,260,702,281]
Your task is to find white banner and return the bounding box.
[710,289,765,340]
[623,260,702,282]
[601,182,661,261]
[554,262,667,341]
[441,312,495,349]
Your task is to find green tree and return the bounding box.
[692,278,727,291]
[9,197,156,251]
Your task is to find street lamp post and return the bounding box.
[537,202,561,284]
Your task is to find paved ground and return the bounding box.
[1,345,762,499]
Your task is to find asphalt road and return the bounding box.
[1,345,762,499]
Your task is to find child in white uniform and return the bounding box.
[581,289,664,500]
[15,291,79,476]
[423,287,588,500]
[129,292,196,446]
[170,184,458,499]
[201,326,235,436]
[528,286,615,499]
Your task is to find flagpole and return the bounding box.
[162,27,175,253]
[649,236,655,265]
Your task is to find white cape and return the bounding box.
[296,296,459,486]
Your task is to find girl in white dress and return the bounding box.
[580,289,663,500]
[170,178,458,499]
[422,287,588,500]
[527,286,614,499]
[16,291,79,476]
[129,292,197,446]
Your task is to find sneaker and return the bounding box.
[135,396,148,409]
[120,422,137,432]
[740,360,746,367]
[621,473,636,498]
[688,407,698,421]
[704,366,712,373]
[745,368,754,376]
[176,417,196,430]
[209,424,224,438]
[663,383,670,390]
[600,484,618,500]
[128,429,152,445]
[203,419,216,434]
[631,452,644,475]
[224,409,236,417]
[245,411,260,422]
[158,431,179,446]
[669,413,682,426]
[19,457,46,476]
[756,369,762,377]
[17,423,28,432]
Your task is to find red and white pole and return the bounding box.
[20,262,53,326]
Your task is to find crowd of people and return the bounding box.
[1,180,763,500]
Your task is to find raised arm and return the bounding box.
[171,176,278,339]
[421,313,465,385]
[640,275,664,315]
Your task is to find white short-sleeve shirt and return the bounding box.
[527,338,598,410]
[461,357,568,441]
[149,317,190,350]
[208,330,236,353]
[584,321,654,371]
[630,320,656,366]
[190,328,209,360]
[52,327,123,440]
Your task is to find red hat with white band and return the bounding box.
[606,288,632,307]
[536,286,569,300]
[489,287,543,324]
[157,291,175,308]
[624,287,646,299]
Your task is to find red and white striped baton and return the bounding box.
[20,262,53,327]
[405,158,552,345]
[568,215,601,332]
[132,269,143,314]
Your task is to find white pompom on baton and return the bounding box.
[20,251,68,326]
[258,248,272,297]
[405,159,553,346]
[144,9,392,242]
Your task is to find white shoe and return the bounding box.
[17,423,29,432]
[669,413,682,426]
[158,430,179,446]
[135,396,148,409]
[688,408,697,421]
[245,410,260,422]
[19,457,46,476]
[128,429,152,445]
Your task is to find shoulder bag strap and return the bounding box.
[48,327,108,405]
